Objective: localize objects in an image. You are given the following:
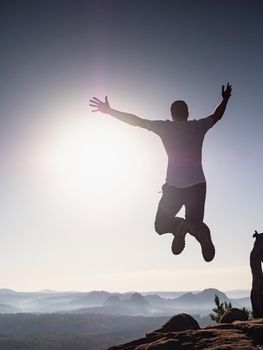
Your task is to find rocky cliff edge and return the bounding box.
[108,316,263,350]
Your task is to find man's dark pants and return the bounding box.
[154,182,206,235]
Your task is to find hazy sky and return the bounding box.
[0,0,262,292]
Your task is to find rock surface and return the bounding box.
[108,318,263,350]
[149,313,200,334]
[219,308,248,323]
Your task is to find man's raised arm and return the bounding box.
[89,96,148,128]
[210,83,232,125]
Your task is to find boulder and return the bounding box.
[219,308,248,323]
[149,313,200,334]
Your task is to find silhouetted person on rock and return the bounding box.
[250,230,263,317]
[89,83,232,262]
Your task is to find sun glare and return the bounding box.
[37,117,137,198]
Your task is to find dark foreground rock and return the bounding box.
[108,318,263,350]
[219,308,248,323]
[150,313,200,334]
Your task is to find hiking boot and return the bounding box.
[187,222,215,262]
[171,218,188,255]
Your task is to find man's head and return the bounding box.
[170,100,189,121]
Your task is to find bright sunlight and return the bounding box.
[34,116,141,198]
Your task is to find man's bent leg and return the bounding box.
[184,182,215,262]
[154,184,187,255]
[154,184,184,235]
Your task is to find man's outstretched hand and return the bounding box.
[89,96,111,114]
[221,83,232,101]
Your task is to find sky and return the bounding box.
[0,0,262,292]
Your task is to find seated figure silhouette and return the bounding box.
[89,83,232,262]
[250,230,263,318]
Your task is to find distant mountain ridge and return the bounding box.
[0,288,251,316]
[175,288,230,305]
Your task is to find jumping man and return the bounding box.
[89,83,232,262]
